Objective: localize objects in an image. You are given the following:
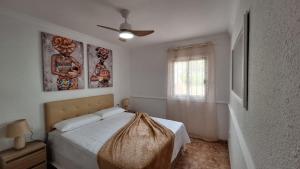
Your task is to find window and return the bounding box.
[173,59,207,98]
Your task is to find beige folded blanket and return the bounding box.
[97,112,175,169]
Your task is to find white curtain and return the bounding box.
[166,43,218,141]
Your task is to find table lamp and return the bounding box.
[6,119,31,150]
[122,98,129,111]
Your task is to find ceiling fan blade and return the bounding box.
[97,25,120,32]
[129,30,154,36]
[119,38,127,42]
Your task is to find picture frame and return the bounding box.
[41,32,84,91]
[231,10,250,110]
[243,10,250,110]
[87,44,113,88]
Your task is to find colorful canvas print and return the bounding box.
[42,32,84,91]
[87,44,113,88]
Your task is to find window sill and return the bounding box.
[168,96,206,102]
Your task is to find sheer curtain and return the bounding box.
[166,43,218,141]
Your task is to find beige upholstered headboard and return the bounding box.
[44,94,114,132]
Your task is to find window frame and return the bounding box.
[172,57,208,101]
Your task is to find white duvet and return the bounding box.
[48,112,190,169]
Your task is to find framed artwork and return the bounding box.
[243,10,250,110]
[87,44,113,88]
[41,32,84,91]
[231,10,250,110]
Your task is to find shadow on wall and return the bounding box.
[39,103,46,140]
[0,122,14,150]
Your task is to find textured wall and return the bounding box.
[229,0,300,168]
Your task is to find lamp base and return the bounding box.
[14,136,26,150]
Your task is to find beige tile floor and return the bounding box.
[173,138,231,169]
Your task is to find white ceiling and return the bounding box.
[0,0,234,48]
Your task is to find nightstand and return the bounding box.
[0,141,46,169]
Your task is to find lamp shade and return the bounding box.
[122,98,129,110]
[6,119,31,138]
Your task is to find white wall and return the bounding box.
[0,9,131,151]
[130,33,231,140]
[228,0,300,169]
[228,115,247,169]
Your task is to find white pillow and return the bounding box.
[54,114,101,132]
[94,107,125,119]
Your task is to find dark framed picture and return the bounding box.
[243,10,250,110]
[231,10,250,110]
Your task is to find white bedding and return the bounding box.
[48,112,190,169]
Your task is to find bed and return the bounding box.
[45,94,190,169]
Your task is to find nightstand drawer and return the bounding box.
[31,162,46,169]
[4,148,46,169]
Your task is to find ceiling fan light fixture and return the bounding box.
[119,31,134,39]
[97,9,154,41]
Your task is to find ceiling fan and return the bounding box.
[97,9,154,41]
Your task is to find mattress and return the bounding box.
[48,112,190,169]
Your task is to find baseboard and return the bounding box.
[228,105,256,169]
